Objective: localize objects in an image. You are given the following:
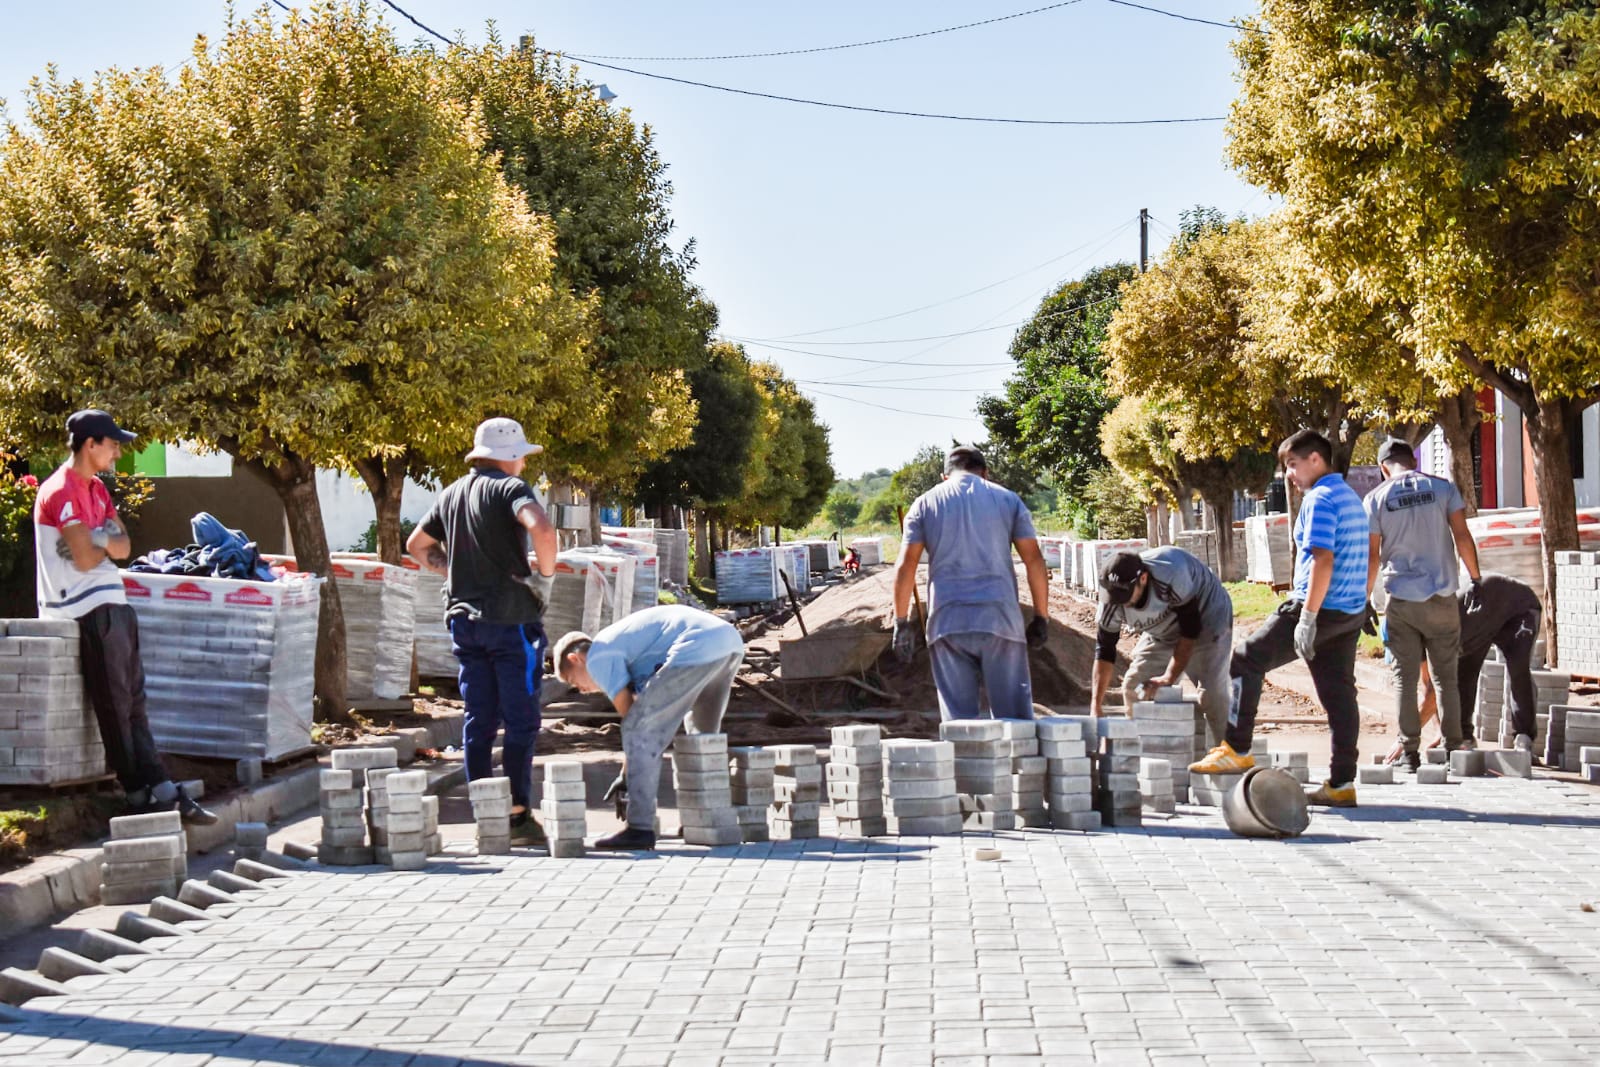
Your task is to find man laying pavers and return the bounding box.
[1192,430,1370,807]
[891,445,1050,720]
[1456,574,1543,757]
[1364,437,1481,771]
[1089,545,1235,743]
[552,604,745,851]
[407,417,557,847]
[33,410,216,823]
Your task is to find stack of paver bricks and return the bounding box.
[1475,657,1508,742]
[471,777,513,855]
[1130,686,1198,803]
[942,720,1016,831]
[674,734,741,846]
[882,739,961,835]
[729,747,775,842]
[0,618,107,786]
[827,726,886,837]
[1040,718,1096,830]
[366,766,399,852]
[423,796,441,855]
[234,822,268,863]
[1565,711,1600,782]
[541,761,588,857]
[1270,751,1311,784]
[1095,717,1143,828]
[1556,550,1600,676]
[1139,758,1175,815]
[318,768,371,866]
[770,744,823,840]
[382,770,428,870]
[1004,721,1048,827]
[1529,669,1571,757]
[100,810,186,905]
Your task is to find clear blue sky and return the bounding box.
[0,1,1263,479]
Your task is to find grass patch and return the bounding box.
[1224,581,1286,622]
[0,805,48,866]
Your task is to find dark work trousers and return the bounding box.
[1228,600,1365,786]
[77,603,169,793]
[450,615,546,811]
[1457,608,1541,743]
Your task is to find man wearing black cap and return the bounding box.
[1091,546,1234,742]
[892,445,1050,719]
[33,410,215,822]
[1364,437,1481,769]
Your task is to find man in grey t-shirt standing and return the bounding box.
[892,446,1050,720]
[1363,438,1482,770]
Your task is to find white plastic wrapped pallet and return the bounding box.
[715,547,783,603]
[1245,515,1293,585]
[604,526,689,587]
[325,558,417,700]
[601,535,660,613]
[544,550,637,639]
[1078,539,1148,591]
[1465,508,1600,590]
[774,544,809,595]
[123,571,320,759]
[849,537,886,567]
[398,555,454,679]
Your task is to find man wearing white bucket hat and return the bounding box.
[408,417,557,846]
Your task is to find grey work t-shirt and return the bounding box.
[1097,545,1233,640]
[1364,471,1466,602]
[417,468,543,625]
[903,472,1037,643]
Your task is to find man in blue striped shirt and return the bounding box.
[1192,430,1371,806]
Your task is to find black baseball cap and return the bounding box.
[1099,551,1146,604]
[945,445,987,474]
[1376,438,1414,466]
[66,409,137,448]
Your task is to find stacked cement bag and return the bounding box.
[326,557,417,700]
[124,571,320,760]
[1245,515,1293,585]
[399,557,455,680]
[715,548,783,604]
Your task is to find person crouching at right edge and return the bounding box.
[1191,430,1371,807]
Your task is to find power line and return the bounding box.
[375,0,1226,127]
[761,217,1136,340]
[729,293,1119,346]
[1101,0,1262,33]
[794,379,993,393]
[732,337,1018,368]
[801,387,985,422]
[571,2,1085,61]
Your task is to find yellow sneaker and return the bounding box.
[1188,742,1255,775]
[1306,780,1357,807]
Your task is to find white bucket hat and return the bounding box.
[466,417,543,462]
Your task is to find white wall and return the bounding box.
[1497,391,1525,508]
[163,441,233,478]
[1576,406,1600,509]
[316,468,441,552]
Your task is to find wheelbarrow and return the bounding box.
[741,630,897,713]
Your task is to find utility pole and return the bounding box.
[1139,208,1149,273]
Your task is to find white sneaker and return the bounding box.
[1514,734,1534,754]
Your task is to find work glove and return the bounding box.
[1293,606,1319,664]
[1463,579,1485,615]
[1361,600,1380,637]
[603,770,628,819]
[892,616,916,663]
[1026,613,1049,650]
[89,524,112,549]
[524,569,554,613]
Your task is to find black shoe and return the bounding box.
[1403,751,1421,774]
[593,826,656,852]
[509,810,548,848]
[175,786,219,826]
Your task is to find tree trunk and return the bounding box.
[249,453,348,722]
[1144,505,1159,545]
[693,509,711,580]
[584,483,602,547]
[352,454,409,565]
[1526,396,1586,667]
[1436,386,1483,517]
[1204,491,1240,581]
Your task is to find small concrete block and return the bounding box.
[236,758,263,787]
[1052,810,1102,831]
[827,744,882,766]
[1450,750,1488,777]
[962,811,1018,831]
[1138,758,1172,779]
[387,793,424,815]
[5,619,79,639]
[681,825,742,846]
[1580,745,1600,765]
[884,795,960,818]
[550,838,587,858]
[674,733,729,755]
[1046,757,1093,777]
[76,928,154,962]
[892,814,963,836]
[882,760,955,781]
[1424,749,1450,765]
[468,777,513,799]
[320,790,364,812]
[472,797,513,818]
[102,835,183,863]
[831,724,881,745]
[740,824,772,842]
[728,746,777,768]
[1096,718,1140,739]
[148,896,210,924]
[883,740,955,763]
[116,912,187,941]
[329,746,399,770]
[940,720,1005,742]
[109,810,183,839]
[281,840,318,862]
[101,877,180,905]
[389,851,427,871]
[884,779,956,800]
[316,844,375,866]
[38,947,118,982]
[207,870,262,894]
[232,857,289,882]
[543,760,585,782]
[0,967,68,1005]
[1357,765,1394,785]
[1035,719,1084,741]
[1485,750,1533,778]
[477,835,511,856]
[1415,765,1450,785]
[1583,764,1600,784]
[387,770,427,794]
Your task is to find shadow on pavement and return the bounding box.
[304,839,937,874]
[1135,823,1377,845]
[1322,804,1600,829]
[0,1012,514,1066]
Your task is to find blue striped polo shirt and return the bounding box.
[1293,472,1370,613]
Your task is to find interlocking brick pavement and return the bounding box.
[5,772,1600,1064]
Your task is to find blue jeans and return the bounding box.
[449,616,546,810]
[927,632,1034,720]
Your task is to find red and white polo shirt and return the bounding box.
[32,464,127,620]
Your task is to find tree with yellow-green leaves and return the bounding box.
[717,361,834,536]
[437,35,718,531]
[0,4,586,717]
[1229,2,1600,654]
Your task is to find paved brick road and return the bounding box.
[4,772,1600,1065]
